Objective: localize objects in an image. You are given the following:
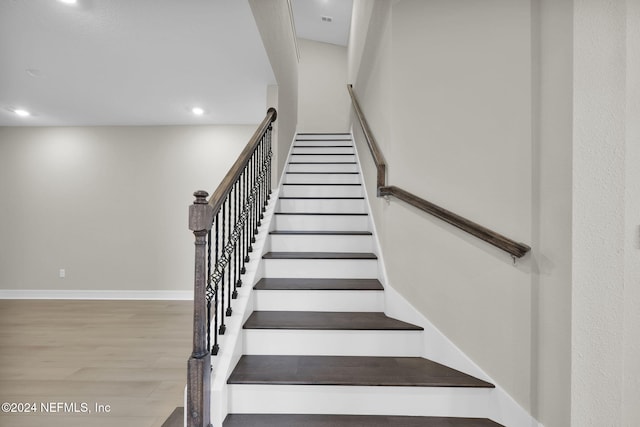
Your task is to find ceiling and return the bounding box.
[0,0,275,126]
[291,0,353,47]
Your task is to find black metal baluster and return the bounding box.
[219,200,226,335]
[226,190,233,316]
[212,222,219,355]
[257,138,263,225]
[261,135,267,215]
[252,148,258,239]
[267,125,272,199]
[241,169,248,272]
[206,229,212,356]
[233,182,239,298]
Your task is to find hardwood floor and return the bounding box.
[0,300,191,427]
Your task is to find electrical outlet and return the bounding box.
[59,268,66,278]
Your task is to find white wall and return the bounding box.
[529,0,573,425]
[623,2,640,424]
[349,0,533,412]
[297,38,350,132]
[249,0,299,181]
[0,125,255,293]
[572,0,640,425]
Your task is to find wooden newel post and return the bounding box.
[187,190,214,427]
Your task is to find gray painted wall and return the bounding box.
[0,125,255,292]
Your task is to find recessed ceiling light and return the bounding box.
[191,107,205,116]
[14,109,31,117]
[59,0,77,4]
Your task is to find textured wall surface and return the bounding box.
[572,0,627,425]
[623,2,640,424]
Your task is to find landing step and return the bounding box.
[244,311,423,330]
[254,278,383,291]
[224,414,504,427]
[227,355,494,388]
[269,230,372,235]
[263,252,377,260]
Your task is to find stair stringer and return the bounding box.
[350,127,544,427]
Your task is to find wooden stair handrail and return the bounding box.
[347,84,530,258]
[347,84,386,195]
[208,107,277,215]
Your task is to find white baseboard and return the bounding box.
[0,289,193,300]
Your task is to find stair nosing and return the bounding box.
[278,197,365,200]
[227,355,495,389]
[269,230,372,235]
[243,311,424,331]
[253,278,384,291]
[274,212,368,216]
[288,162,357,164]
[286,172,359,174]
[262,252,377,260]
[282,183,362,186]
[223,414,505,427]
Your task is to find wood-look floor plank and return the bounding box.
[0,300,191,427]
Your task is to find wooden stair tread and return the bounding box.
[291,153,355,156]
[244,311,423,331]
[282,183,362,187]
[227,355,495,388]
[254,278,383,291]
[286,172,359,174]
[274,212,368,216]
[288,162,357,164]
[270,230,373,236]
[293,145,353,148]
[224,414,504,427]
[263,252,377,260]
[278,197,365,200]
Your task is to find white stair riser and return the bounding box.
[284,173,360,184]
[243,330,423,357]
[288,163,358,173]
[227,385,493,417]
[269,234,373,253]
[277,198,367,213]
[290,155,356,163]
[280,185,363,198]
[263,259,378,279]
[272,214,369,231]
[292,147,354,154]
[254,290,384,312]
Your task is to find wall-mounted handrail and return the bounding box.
[187,108,277,427]
[347,84,530,258]
[347,84,386,194]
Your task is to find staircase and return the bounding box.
[220,133,504,426]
